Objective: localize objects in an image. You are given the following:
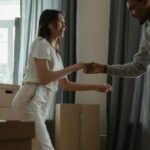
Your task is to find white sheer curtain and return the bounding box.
[17,0,61,84]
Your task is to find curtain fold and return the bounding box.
[56,0,77,104]
[107,0,150,150]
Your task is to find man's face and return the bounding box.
[127,0,150,24]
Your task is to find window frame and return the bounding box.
[0,20,15,83]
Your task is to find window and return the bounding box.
[0,0,20,83]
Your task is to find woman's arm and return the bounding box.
[59,78,112,93]
[34,58,84,85]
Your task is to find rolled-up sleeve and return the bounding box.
[107,25,150,78]
[32,38,51,60]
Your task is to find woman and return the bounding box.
[12,9,112,150]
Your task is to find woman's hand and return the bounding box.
[78,62,86,69]
[96,83,112,93]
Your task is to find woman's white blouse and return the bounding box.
[23,37,65,92]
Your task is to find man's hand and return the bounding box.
[83,62,107,74]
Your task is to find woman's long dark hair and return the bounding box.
[38,9,62,41]
[38,9,63,54]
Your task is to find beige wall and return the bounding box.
[76,0,110,135]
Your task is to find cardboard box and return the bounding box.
[0,83,19,107]
[0,120,35,150]
[0,108,13,120]
[55,104,100,150]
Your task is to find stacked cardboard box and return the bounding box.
[55,104,100,150]
[0,83,19,120]
[0,120,35,150]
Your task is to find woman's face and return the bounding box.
[48,13,66,39]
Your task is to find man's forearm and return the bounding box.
[106,62,146,78]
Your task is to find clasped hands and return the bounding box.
[82,62,107,74]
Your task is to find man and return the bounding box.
[84,0,150,77]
